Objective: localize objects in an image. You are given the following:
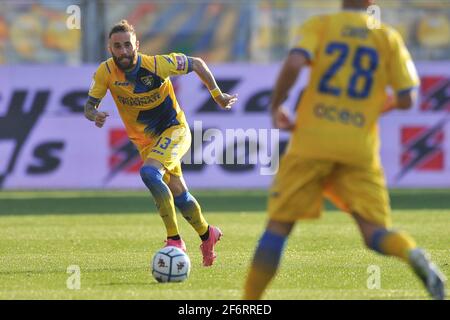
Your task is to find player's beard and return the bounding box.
[112,51,137,71]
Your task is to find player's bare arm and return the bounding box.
[381,90,417,114]
[191,57,238,110]
[397,90,417,109]
[84,97,109,128]
[270,51,308,130]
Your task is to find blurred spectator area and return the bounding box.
[0,0,449,64]
[0,0,81,64]
[104,1,251,62]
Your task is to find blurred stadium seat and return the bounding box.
[0,0,449,64]
[416,11,450,49]
[0,1,81,64]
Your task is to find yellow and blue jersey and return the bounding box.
[289,11,420,166]
[88,52,192,151]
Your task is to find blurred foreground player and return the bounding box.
[244,0,446,298]
[85,20,237,266]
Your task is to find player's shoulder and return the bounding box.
[384,24,403,41]
[139,52,155,63]
[376,22,405,48]
[144,52,189,70]
[152,52,188,62]
[301,14,327,28]
[139,53,161,72]
[95,58,114,76]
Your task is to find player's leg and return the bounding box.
[168,174,222,266]
[326,163,446,299]
[244,156,332,300]
[167,174,208,236]
[352,212,416,261]
[244,219,294,300]
[353,212,446,300]
[140,158,184,251]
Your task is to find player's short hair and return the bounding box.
[109,20,136,38]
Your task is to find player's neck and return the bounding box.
[123,53,140,73]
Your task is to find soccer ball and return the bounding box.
[151,246,191,283]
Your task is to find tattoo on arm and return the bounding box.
[84,97,100,121]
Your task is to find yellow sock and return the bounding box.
[140,166,180,238]
[243,231,286,300]
[154,192,179,237]
[244,267,274,300]
[174,192,208,236]
[374,230,417,261]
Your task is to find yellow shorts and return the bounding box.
[268,153,391,227]
[139,124,191,181]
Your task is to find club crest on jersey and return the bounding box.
[140,75,154,87]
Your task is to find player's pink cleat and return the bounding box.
[165,238,187,252]
[200,225,223,267]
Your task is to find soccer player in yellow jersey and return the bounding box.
[244,0,446,299]
[84,20,237,266]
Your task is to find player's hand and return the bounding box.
[95,111,109,128]
[381,95,396,114]
[214,93,238,110]
[272,106,295,131]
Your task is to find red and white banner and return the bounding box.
[0,62,449,189]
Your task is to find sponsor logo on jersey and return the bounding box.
[117,92,161,107]
[313,103,365,127]
[114,81,130,86]
[176,55,186,71]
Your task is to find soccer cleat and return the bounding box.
[409,248,446,300]
[165,238,187,253]
[200,225,223,267]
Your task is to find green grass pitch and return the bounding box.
[0,189,448,300]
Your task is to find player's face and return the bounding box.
[109,32,139,71]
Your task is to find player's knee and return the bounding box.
[367,229,389,254]
[358,232,372,249]
[140,165,163,188]
[173,191,193,209]
[362,237,373,250]
[169,183,187,197]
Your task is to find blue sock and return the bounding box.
[253,231,287,273]
[173,191,194,211]
[140,166,169,198]
[139,165,179,237]
[173,191,208,237]
[370,229,389,254]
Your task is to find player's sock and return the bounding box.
[140,166,179,238]
[244,230,287,300]
[370,229,417,261]
[199,226,209,241]
[174,191,209,238]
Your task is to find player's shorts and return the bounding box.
[139,123,191,181]
[268,153,391,227]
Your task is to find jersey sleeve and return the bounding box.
[290,16,323,62]
[88,62,109,102]
[153,53,193,79]
[386,29,420,94]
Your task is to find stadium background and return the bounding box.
[1,0,450,190]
